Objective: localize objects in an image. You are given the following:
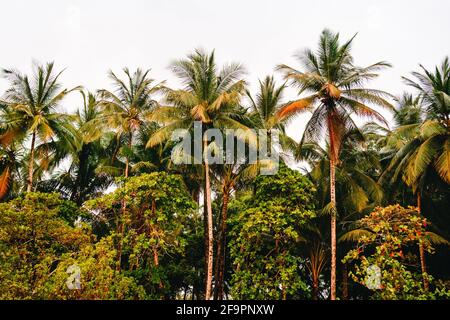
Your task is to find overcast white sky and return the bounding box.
[1,0,449,142]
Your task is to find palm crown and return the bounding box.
[0,61,79,192]
[277,29,393,161]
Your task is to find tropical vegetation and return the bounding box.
[0,29,449,300]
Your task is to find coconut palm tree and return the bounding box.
[246,75,297,154]
[381,57,450,290]
[36,91,114,205]
[84,68,162,178]
[83,69,162,271]
[147,49,248,299]
[0,133,22,200]
[276,29,393,299]
[0,62,79,192]
[397,57,450,187]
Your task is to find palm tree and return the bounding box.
[306,242,327,300]
[84,68,162,178]
[301,132,384,216]
[398,57,450,186]
[276,29,393,299]
[0,131,22,200]
[393,93,423,127]
[0,62,79,192]
[36,91,114,205]
[147,49,248,299]
[300,129,384,299]
[83,68,162,270]
[382,57,450,290]
[246,75,297,154]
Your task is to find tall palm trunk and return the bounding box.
[417,192,429,291]
[202,192,209,299]
[342,262,349,300]
[72,144,89,205]
[214,186,230,300]
[330,157,337,300]
[124,132,132,178]
[203,136,213,300]
[26,130,36,193]
[116,132,133,271]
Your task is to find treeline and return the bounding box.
[0,29,449,300]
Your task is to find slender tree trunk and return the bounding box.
[72,144,90,205]
[312,278,319,300]
[124,132,132,178]
[153,247,159,266]
[203,136,213,300]
[192,189,200,205]
[202,191,209,300]
[214,186,230,300]
[150,199,164,292]
[153,247,164,289]
[330,158,337,300]
[27,131,36,193]
[342,262,349,300]
[417,193,429,291]
[281,249,287,300]
[419,243,429,291]
[116,132,133,271]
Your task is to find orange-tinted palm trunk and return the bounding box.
[27,130,36,193]
[203,137,213,300]
[330,158,337,300]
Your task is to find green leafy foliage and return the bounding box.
[229,165,316,299]
[0,192,144,299]
[343,205,450,300]
[85,172,197,298]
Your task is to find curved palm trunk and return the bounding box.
[203,136,214,300]
[26,130,36,193]
[417,193,429,291]
[214,186,230,300]
[330,157,337,300]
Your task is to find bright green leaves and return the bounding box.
[0,192,144,299]
[85,172,197,297]
[229,165,316,299]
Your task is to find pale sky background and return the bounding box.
[1,0,449,144]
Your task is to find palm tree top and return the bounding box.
[403,56,450,126]
[275,28,394,162]
[1,61,79,113]
[246,75,286,130]
[147,49,250,148]
[393,93,423,127]
[169,48,246,104]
